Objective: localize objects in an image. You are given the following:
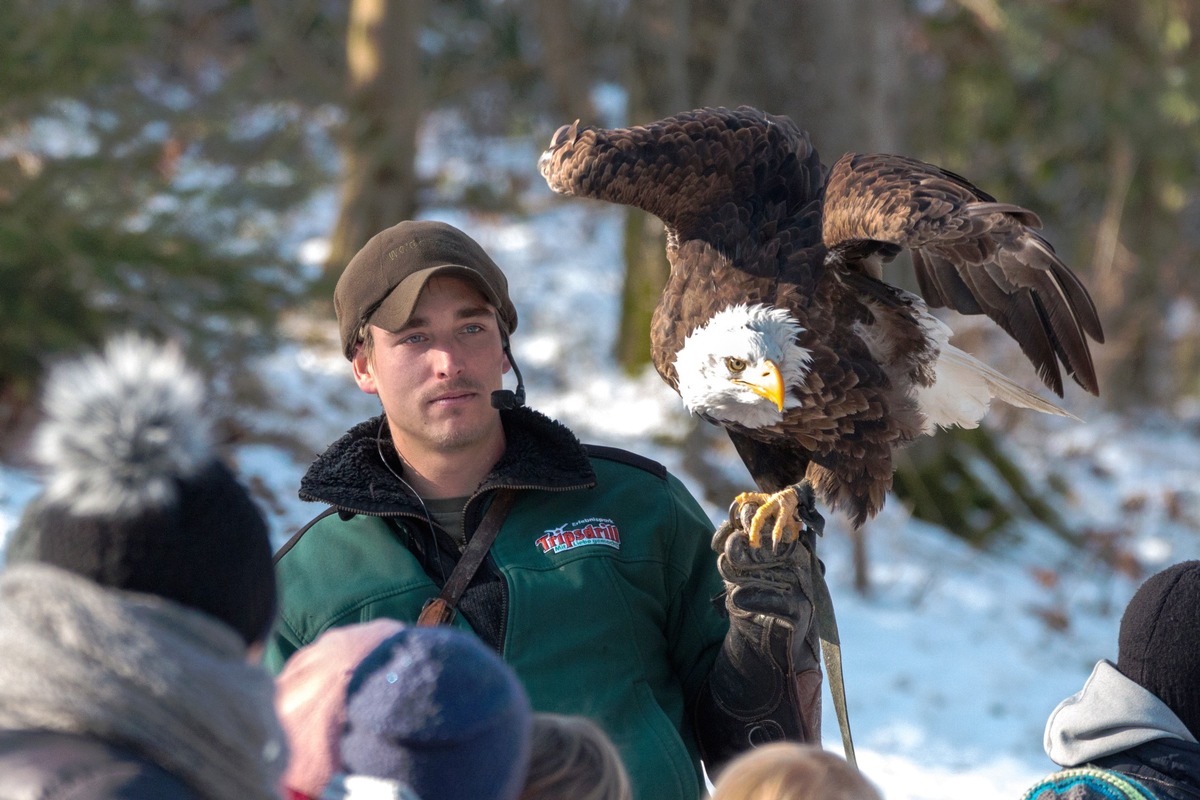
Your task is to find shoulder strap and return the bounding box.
[417,489,518,627]
[272,506,341,565]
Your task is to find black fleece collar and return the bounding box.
[299,407,597,516]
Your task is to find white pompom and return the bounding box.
[33,334,214,516]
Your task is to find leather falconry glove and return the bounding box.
[694,487,824,775]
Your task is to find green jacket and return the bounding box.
[267,408,728,800]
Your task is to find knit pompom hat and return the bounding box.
[6,335,276,646]
[1117,560,1200,739]
[1020,768,1157,800]
[338,626,533,800]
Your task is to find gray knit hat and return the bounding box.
[7,335,276,646]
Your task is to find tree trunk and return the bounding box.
[615,209,670,371]
[791,0,913,592]
[323,0,425,283]
[530,0,598,122]
[697,0,756,105]
[797,0,910,155]
[612,0,691,372]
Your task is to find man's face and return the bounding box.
[353,276,510,458]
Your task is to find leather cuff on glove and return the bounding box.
[694,508,824,772]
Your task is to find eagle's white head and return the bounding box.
[674,304,812,429]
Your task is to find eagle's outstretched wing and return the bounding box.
[539,107,826,249]
[822,152,1104,397]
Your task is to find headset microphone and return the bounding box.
[491,336,526,410]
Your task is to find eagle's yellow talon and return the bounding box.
[734,488,804,549]
[732,491,759,506]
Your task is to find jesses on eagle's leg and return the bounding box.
[734,480,824,549]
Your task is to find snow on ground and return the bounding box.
[2,114,1199,800]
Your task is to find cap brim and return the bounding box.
[369,265,506,333]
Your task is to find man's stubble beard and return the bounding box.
[425,415,498,451]
[417,383,502,453]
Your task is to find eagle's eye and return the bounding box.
[725,357,747,374]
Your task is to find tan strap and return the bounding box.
[810,544,856,767]
[790,491,856,768]
[417,489,518,627]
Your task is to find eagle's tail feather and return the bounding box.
[918,344,1080,434]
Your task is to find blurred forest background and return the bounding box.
[2,0,1198,550]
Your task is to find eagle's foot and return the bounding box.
[731,481,824,549]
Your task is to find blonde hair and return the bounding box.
[354,323,375,363]
[519,713,632,800]
[710,743,882,800]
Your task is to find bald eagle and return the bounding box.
[538,106,1103,543]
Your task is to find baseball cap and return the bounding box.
[334,220,519,359]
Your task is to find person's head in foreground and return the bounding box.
[322,625,533,800]
[0,334,283,800]
[519,712,632,800]
[276,619,407,800]
[1115,560,1200,740]
[709,743,882,800]
[1033,560,1200,800]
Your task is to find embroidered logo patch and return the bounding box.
[535,517,621,554]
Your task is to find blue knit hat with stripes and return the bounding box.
[1020,767,1157,800]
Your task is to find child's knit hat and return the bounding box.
[337,625,532,800]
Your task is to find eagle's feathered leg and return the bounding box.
[734,481,825,549]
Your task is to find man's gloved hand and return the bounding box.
[694,488,824,774]
[713,515,815,664]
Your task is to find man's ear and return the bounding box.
[352,349,379,395]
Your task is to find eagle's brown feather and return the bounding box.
[823,151,1104,396]
[538,106,1103,527]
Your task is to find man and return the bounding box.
[266,220,821,800]
[1024,560,1200,800]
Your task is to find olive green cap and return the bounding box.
[334,220,518,359]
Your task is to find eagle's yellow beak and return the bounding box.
[735,360,785,412]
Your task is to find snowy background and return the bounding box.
[2,111,1199,800]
